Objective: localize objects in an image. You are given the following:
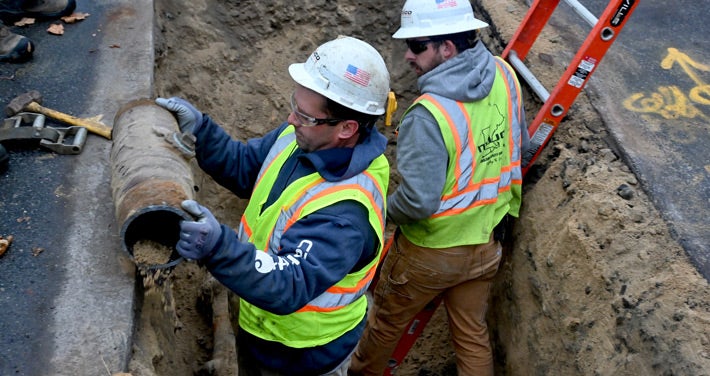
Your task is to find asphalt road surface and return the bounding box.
[0,1,153,374]
[547,0,709,279]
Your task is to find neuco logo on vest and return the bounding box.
[477,121,505,163]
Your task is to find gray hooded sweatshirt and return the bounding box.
[387,41,528,226]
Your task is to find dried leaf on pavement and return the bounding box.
[62,12,90,24]
[47,23,64,35]
[0,235,14,257]
[13,17,35,27]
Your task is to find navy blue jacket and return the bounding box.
[191,115,387,375]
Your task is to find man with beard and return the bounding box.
[350,0,529,375]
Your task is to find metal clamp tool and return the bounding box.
[0,112,87,155]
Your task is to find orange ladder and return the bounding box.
[379,1,640,375]
[504,0,640,175]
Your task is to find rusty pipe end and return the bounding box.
[121,205,191,270]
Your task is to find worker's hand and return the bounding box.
[156,97,204,135]
[177,200,222,261]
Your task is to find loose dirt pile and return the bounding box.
[124,0,710,375]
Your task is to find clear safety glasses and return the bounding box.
[290,93,345,127]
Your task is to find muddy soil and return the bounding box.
[123,0,710,375]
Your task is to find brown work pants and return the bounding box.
[349,231,502,376]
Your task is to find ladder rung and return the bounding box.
[507,50,550,102]
[562,0,598,27]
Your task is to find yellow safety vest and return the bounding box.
[236,126,389,348]
[400,57,524,248]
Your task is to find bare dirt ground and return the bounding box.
[123,0,710,375]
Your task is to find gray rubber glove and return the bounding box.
[177,200,222,261]
[155,97,204,135]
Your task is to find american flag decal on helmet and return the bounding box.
[436,0,458,9]
[345,64,371,86]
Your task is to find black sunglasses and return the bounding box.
[405,39,438,55]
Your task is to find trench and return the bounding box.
[125,1,531,375]
[123,0,710,375]
[129,243,228,376]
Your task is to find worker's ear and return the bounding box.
[440,40,458,59]
[338,119,360,140]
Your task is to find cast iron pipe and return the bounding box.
[110,99,195,269]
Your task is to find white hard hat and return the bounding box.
[288,36,390,115]
[392,0,489,39]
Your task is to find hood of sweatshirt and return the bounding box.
[417,41,496,102]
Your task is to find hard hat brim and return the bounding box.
[392,18,489,39]
[289,63,316,93]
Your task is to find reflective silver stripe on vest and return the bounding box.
[268,172,384,310]
[494,57,524,176]
[305,282,371,310]
[428,60,523,216]
[255,128,299,184]
[239,130,385,309]
[237,129,298,241]
[268,172,385,256]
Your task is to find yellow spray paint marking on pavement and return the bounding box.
[623,48,710,120]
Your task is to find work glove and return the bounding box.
[155,97,204,135]
[176,200,222,261]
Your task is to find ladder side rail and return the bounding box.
[383,295,445,376]
[521,0,641,175]
[502,0,562,61]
